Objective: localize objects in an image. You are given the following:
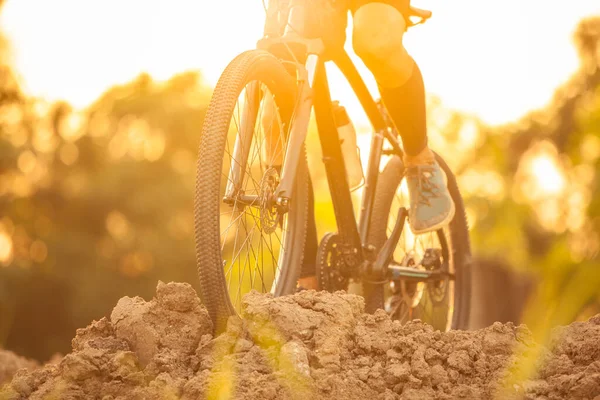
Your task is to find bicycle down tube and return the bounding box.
[333,50,404,246]
[312,59,363,264]
[274,52,396,266]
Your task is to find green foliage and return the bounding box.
[0,66,213,359]
[462,16,600,329]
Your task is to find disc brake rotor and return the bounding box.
[259,167,280,234]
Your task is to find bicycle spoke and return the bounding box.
[237,214,254,308]
[217,82,293,311]
[269,230,278,280]
[383,176,452,330]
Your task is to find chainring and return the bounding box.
[316,232,349,292]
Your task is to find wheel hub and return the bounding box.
[386,247,447,319]
[259,168,280,234]
[397,251,425,308]
[422,248,450,304]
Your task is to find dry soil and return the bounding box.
[1,282,599,399]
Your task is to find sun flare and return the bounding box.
[530,154,566,196]
[1,0,599,127]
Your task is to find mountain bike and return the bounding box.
[194,0,472,333]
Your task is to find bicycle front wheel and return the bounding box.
[194,50,309,333]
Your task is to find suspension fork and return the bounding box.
[274,54,319,203]
[224,82,262,200]
[223,53,318,206]
[223,65,316,209]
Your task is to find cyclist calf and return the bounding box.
[351,1,455,236]
[266,1,454,234]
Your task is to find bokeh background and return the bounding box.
[0,0,599,362]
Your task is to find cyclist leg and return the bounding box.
[352,1,455,233]
[352,1,424,154]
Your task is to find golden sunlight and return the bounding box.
[530,154,566,196]
[513,141,577,233]
[106,211,132,243]
[1,0,599,126]
[515,141,567,203]
[0,232,13,265]
[30,240,48,263]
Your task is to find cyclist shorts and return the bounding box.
[349,0,411,22]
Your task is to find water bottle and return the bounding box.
[332,101,364,190]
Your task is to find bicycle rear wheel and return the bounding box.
[195,50,309,333]
[365,155,472,330]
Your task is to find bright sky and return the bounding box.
[1,0,599,125]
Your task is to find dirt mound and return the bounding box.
[0,350,38,387]
[1,282,599,400]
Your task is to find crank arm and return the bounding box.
[389,263,455,282]
[372,207,408,276]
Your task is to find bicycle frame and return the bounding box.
[260,48,404,269]
[201,2,467,332]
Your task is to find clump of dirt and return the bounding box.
[1,282,599,400]
[0,350,38,386]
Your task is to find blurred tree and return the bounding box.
[460,17,600,328]
[0,34,213,358]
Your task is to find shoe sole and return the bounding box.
[410,199,456,235]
